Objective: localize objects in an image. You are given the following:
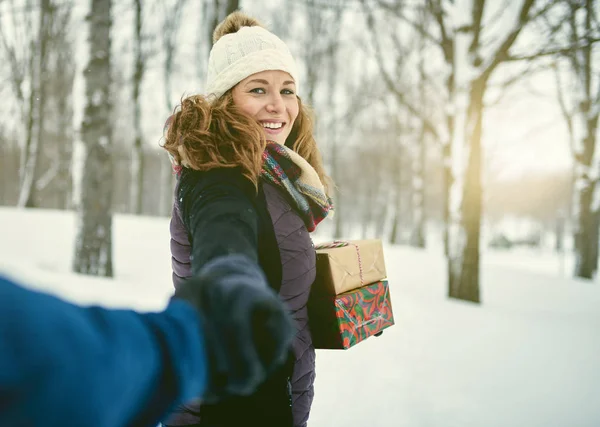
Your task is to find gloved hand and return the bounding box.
[172,254,295,403]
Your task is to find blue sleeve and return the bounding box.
[0,274,208,427]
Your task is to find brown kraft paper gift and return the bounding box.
[313,239,387,295]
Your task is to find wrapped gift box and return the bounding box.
[314,239,387,295]
[309,280,394,349]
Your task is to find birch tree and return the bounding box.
[162,0,188,112]
[202,0,239,60]
[0,0,55,208]
[298,0,346,237]
[554,0,600,279]
[437,0,541,302]
[130,0,159,215]
[363,2,438,249]
[41,4,75,210]
[130,0,145,215]
[410,5,430,248]
[73,0,114,276]
[365,0,545,302]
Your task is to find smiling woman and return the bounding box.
[160,10,334,427]
[232,71,300,146]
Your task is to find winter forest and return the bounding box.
[1,0,600,425]
[2,0,600,301]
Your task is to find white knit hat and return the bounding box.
[205,25,300,99]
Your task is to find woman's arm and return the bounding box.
[179,167,261,270]
[176,167,294,402]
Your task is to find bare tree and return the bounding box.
[130,0,159,215]
[208,0,239,46]
[157,0,188,217]
[73,0,114,276]
[41,3,75,210]
[410,5,430,248]
[365,0,560,302]
[195,0,239,77]
[363,2,438,250]
[0,1,33,200]
[130,0,145,215]
[0,0,53,208]
[162,0,188,112]
[553,0,600,279]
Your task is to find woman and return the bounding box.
[161,11,333,427]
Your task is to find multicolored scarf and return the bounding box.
[261,142,334,232]
[165,111,333,231]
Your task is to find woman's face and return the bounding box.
[232,70,299,146]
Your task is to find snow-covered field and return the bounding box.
[1,207,599,427]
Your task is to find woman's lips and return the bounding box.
[263,126,285,135]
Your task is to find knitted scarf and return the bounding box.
[165,109,334,232]
[261,142,333,232]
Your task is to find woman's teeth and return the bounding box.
[262,122,283,129]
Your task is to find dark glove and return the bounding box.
[173,254,295,403]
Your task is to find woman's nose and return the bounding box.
[265,93,284,113]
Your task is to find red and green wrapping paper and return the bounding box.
[309,280,394,350]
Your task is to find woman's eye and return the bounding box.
[250,88,265,94]
[282,89,295,95]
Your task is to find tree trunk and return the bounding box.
[410,7,428,249]
[204,0,239,60]
[389,142,404,245]
[574,179,598,278]
[57,72,74,210]
[0,141,6,204]
[18,0,52,208]
[374,188,390,238]
[361,187,374,239]
[163,0,187,111]
[330,134,343,239]
[448,79,485,303]
[572,0,600,279]
[73,0,114,277]
[159,157,175,217]
[411,124,427,248]
[130,0,144,215]
[442,70,455,256]
[224,0,239,16]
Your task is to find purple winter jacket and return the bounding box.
[165,169,316,427]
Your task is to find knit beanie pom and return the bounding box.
[206,11,299,99]
[213,11,263,44]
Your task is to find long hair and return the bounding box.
[287,98,332,195]
[162,91,332,195]
[162,92,266,188]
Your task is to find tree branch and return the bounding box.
[552,61,576,159]
[482,0,536,78]
[426,0,452,62]
[372,0,441,46]
[527,0,563,24]
[0,11,25,103]
[470,0,486,57]
[362,1,440,140]
[486,60,553,107]
[504,37,600,61]
[567,1,584,87]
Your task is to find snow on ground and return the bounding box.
[1,207,599,427]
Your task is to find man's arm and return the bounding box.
[0,274,208,427]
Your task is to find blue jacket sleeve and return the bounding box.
[0,273,208,427]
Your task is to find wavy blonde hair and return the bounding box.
[162,91,331,195]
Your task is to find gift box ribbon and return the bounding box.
[314,240,365,286]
